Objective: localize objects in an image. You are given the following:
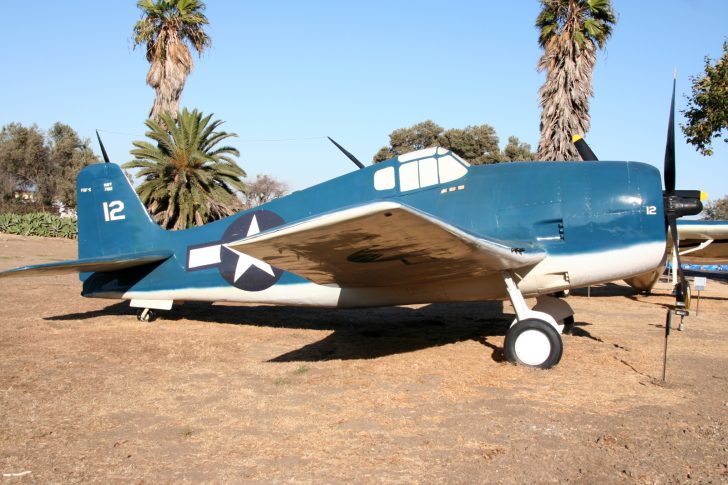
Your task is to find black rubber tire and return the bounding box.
[504,318,563,369]
[136,308,157,322]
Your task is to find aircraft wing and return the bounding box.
[226,202,544,287]
[678,220,728,240]
[0,250,173,278]
[677,220,728,264]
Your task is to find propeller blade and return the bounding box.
[667,215,688,307]
[653,71,701,378]
[663,73,677,193]
[659,71,701,310]
[96,130,111,164]
[572,134,598,161]
[328,137,365,169]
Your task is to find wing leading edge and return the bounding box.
[226,202,545,288]
[677,220,728,240]
[676,220,728,264]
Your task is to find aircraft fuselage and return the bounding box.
[78,151,667,309]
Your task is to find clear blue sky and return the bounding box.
[2,1,727,199]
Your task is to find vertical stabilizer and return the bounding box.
[76,163,162,259]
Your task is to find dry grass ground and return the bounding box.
[0,234,727,484]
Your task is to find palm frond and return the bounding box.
[126,109,245,229]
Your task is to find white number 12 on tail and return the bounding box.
[102,201,126,221]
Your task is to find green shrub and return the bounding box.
[0,212,77,239]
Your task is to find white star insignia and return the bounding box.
[232,215,275,282]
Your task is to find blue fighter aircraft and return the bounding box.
[0,82,708,369]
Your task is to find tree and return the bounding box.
[536,0,616,161]
[124,109,246,230]
[438,125,502,164]
[373,120,444,162]
[503,136,537,162]
[681,40,728,156]
[47,123,96,209]
[373,120,536,164]
[0,122,96,209]
[243,174,289,208]
[0,123,48,202]
[133,0,211,121]
[702,195,728,220]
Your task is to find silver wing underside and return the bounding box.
[677,221,728,264]
[226,202,544,288]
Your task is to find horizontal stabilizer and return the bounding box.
[226,202,545,287]
[0,250,173,279]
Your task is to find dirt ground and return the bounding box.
[0,234,727,484]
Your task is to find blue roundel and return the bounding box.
[218,210,285,292]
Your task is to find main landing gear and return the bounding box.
[501,272,574,369]
[505,318,562,368]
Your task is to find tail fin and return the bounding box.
[77,163,162,259]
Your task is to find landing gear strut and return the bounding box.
[501,272,573,369]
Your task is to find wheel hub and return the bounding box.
[514,329,551,366]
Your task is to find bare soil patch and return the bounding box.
[1,234,727,484]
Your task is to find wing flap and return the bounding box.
[226,202,544,287]
[0,250,173,278]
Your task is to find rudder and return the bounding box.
[76,163,162,259]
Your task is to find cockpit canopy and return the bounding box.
[373,147,470,193]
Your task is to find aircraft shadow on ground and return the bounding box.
[45,301,134,320]
[45,301,601,363]
[572,281,727,309]
[570,283,639,298]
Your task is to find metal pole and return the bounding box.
[696,290,701,316]
[662,309,672,382]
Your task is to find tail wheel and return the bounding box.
[136,308,157,322]
[505,318,563,369]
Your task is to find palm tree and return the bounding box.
[124,109,246,230]
[133,0,211,121]
[536,0,616,161]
